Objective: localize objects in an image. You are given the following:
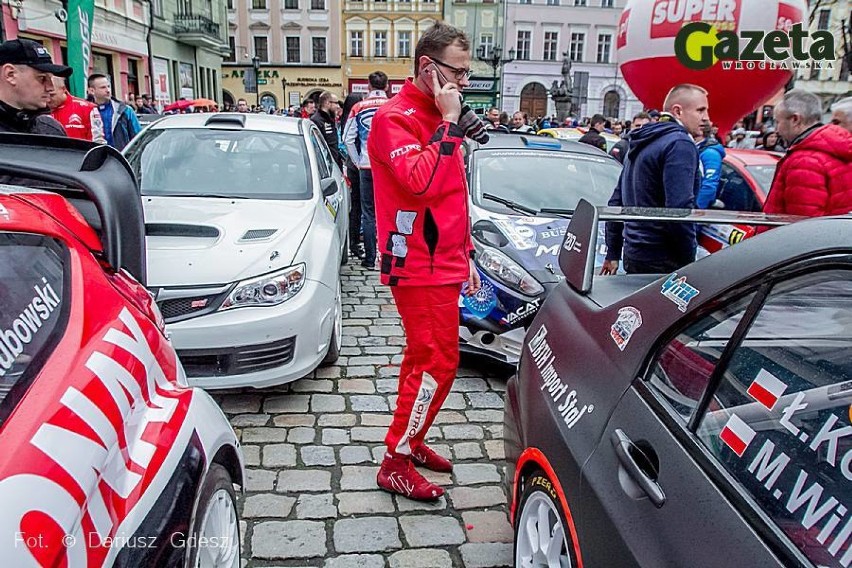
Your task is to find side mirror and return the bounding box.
[321,177,337,197]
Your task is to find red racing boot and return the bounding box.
[411,444,453,473]
[377,453,444,502]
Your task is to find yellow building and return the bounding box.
[342,0,443,94]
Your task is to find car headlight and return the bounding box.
[474,242,544,296]
[220,264,306,310]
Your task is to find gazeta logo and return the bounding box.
[674,20,836,71]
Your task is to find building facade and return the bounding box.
[150,0,229,108]
[502,0,640,120]
[2,0,149,101]
[444,0,504,111]
[342,0,442,95]
[223,0,342,109]
[794,0,851,112]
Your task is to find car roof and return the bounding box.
[469,132,612,158]
[725,148,783,166]
[145,112,306,135]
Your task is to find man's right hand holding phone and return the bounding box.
[429,65,461,124]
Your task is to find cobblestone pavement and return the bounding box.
[215,263,515,568]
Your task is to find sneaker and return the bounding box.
[377,454,444,502]
[412,444,453,473]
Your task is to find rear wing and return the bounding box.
[557,199,802,295]
[0,134,146,285]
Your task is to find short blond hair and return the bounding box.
[663,84,708,112]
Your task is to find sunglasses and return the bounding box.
[429,57,473,82]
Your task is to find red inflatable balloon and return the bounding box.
[617,0,806,137]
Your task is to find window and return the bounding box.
[177,0,191,15]
[597,34,612,63]
[717,163,762,212]
[817,9,831,31]
[286,37,300,63]
[227,0,233,9]
[251,0,266,9]
[398,31,412,58]
[690,271,852,568]
[647,292,757,421]
[601,0,613,6]
[374,31,387,58]
[254,36,269,62]
[312,37,326,63]
[479,33,494,58]
[284,0,298,8]
[547,0,559,4]
[519,0,531,4]
[350,31,363,57]
[516,30,531,61]
[544,31,558,61]
[226,36,236,62]
[311,131,332,179]
[569,32,585,62]
[152,0,163,16]
[0,234,67,426]
[127,59,139,96]
[574,0,586,5]
[311,0,324,9]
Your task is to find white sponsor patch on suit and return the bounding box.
[396,211,416,235]
[391,234,408,258]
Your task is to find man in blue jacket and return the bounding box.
[87,74,141,150]
[695,123,726,208]
[602,84,709,275]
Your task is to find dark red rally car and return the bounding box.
[505,200,850,567]
[0,135,243,567]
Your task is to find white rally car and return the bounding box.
[124,113,349,389]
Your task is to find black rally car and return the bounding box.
[505,200,851,568]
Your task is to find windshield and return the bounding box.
[745,164,776,194]
[125,128,311,200]
[472,150,621,214]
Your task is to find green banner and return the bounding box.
[65,0,94,98]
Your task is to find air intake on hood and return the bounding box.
[240,229,277,240]
[146,223,220,238]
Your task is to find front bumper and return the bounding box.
[166,279,335,389]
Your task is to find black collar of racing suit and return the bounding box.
[0,99,52,133]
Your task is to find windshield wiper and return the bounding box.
[154,193,249,200]
[482,193,538,216]
[539,207,576,217]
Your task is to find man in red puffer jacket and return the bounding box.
[764,89,852,217]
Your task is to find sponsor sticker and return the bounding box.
[501,298,542,326]
[610,306,642,351]
[747,369,788,411]
[562,231,582,254]
[462,280,497,319]
[661,273,700,312]
[720,413,756,457]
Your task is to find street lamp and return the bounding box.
[476,45,515,108]
[251,55,261,108]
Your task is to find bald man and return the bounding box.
[603,84,709,275]
[49,76,105,143]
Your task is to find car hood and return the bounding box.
[144,196,314,286]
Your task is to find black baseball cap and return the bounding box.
[0,39,72,77]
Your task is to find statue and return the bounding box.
[549,52,574,122]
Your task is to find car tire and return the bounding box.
[322,281,342,365]
[514,470,577,568]
[186,463,240,568]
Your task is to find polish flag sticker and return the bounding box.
[747,369,788,411]
[720,414,756,458]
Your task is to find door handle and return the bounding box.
[611,429,666,508]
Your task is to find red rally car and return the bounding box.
[699,149,782,253]
[0,135,243,567]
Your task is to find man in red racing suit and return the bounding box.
[49,77,105,143]
[369,22,482,501]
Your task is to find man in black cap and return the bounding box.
[0,38,70,135]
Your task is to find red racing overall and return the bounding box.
[369,79,473,499]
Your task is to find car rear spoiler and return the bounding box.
[558,199,802,295]
[0,134,146,285]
